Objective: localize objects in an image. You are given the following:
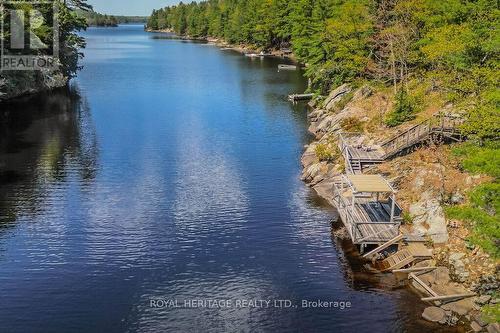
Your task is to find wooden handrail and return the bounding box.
[380,113,463,159]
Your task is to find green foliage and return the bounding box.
[452,142,500,179]
[448,142,499,258]
[315,143,335,162]
[385,90,417,127]
[402,212,413,225]
[77,10,145,27]
[481,303,500,324]
[57,1,88,78]
[445,183,500,258]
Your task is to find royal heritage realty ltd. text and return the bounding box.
[150,299,352,310]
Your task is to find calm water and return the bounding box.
[0,25,448,333]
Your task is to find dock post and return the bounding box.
[390,192,396,223]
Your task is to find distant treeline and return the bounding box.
[146,0,498,139]
[79,10,147,27]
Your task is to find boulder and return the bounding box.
[324,84,352,111]
[315,115,338,137]
[472,312,489,327]
[487,323,500,333]
[476,295,492,305]
[422,306,446,323]
[450,192,465,204]
[432,267,451,285]
[471,321,484,332]
[409,191,449,243]
[352,85,372,101]
[308,108,326,122]
[301,146,318,168]
[441,298,475,316]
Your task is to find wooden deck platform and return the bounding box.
[338,133,384,174]
[288,93,313,101]
[346,145,383,162]
[332,175,401,245]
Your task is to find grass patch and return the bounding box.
[445,183,499,258]
[451,142,500,178]
[340,117,364,132]
[481,303,500,324]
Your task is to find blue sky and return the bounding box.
[87,0,177,16]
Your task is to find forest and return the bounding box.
[81,11,119,27]
[79,10,147,27]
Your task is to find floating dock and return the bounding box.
[288,93,313,102]
[278,64,297,71]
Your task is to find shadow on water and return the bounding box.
[0,85,99,228]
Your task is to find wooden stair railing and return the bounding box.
[380,114,463,159]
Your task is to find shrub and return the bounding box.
[315,143,336,162]
[481,304,500,324]
[340,117,364,132]
[445,183,500,258]
[402,212,413,225]
[452,142,500,178]
[385,90,417,127]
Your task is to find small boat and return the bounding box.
[245,51,270,58]
[278,64,297,71]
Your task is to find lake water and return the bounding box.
[0,25,450,333]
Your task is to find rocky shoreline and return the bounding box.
[145,29,297,61]
[300,84,499,332]
[0,70,68,102]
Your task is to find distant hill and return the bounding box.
[79,10,147,27]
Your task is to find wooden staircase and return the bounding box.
[376,249,415,272]
[338,113,463,174]
[362,234,404,260]
[349,159,362,174]
[380,113,463,160]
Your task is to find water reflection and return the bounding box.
[0,85,98,227]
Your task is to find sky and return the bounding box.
[87,0,177,16]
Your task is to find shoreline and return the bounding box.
[0,71,68,103]
[145,29,298,62]
[299,85,498,332]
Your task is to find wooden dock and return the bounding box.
[279,64,297,71]
[288,93,313,102]
[332,174,402,246]
[332,113,462,256]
